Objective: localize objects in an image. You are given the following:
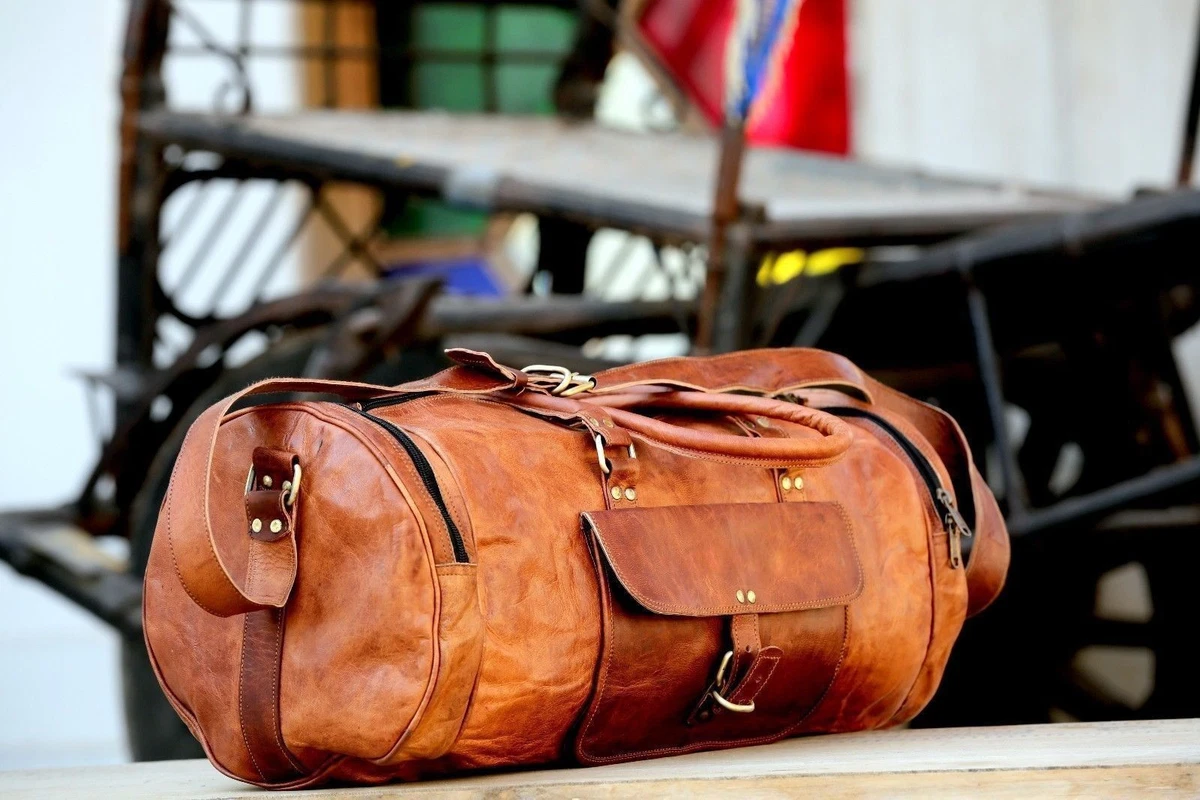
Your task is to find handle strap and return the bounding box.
[582,391,853,467]
[165,378,403,617]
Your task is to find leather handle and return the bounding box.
[583,391,854,467]
[164,378,404,617]
[396,347,877,404]
[591,348,874,402]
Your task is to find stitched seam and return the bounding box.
[238,617,266,781]
[271,610,304,772]
[584,505,864,616]
[164,427,221,615]
[199,413,253,607]
[729,654,781,705]
[576,533,617,762]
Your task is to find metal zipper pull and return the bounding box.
[936,488,972,569]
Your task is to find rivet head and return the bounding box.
[281,480,292,493]
[604,418,614,428]
[624,487,637,501]
[756,416,771,428]
[781,475,793,492]
[611,486,623,501]
[793,476,804,490]
[736,590,746,604]
[269,519,283,534]
[250,518,262,533]
[747,590,757,604]
[261,475,273,488]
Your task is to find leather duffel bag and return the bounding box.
[143,347,1009,788]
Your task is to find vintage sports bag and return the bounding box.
[143,347,1009,788]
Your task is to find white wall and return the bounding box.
[0,0,1197,771]
[852,0,1200,194]
[0,0,299,770]
[0,0,128,770]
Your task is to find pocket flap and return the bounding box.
[583,502,863,617]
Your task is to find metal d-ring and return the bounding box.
[523,364,596,397]
[594,434,637,476]
[712,650,755,714]
[245,462,302,506]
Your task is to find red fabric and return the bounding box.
[637,0,850,155]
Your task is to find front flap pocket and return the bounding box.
[576,502,863,764]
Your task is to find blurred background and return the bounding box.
[2,0,1199,770]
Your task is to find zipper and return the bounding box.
[353,406,470,563]
[822,406,972,568]
[360,391,436,412]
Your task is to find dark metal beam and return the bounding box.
[1009,456,1200,536]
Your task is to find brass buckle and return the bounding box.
[594,434,637,476]
[245,462,302,506]
[523,364,596,397]
[711,650,755,713]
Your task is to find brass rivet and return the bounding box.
[604,418,614,428]
[262,475,273,488]
[250,518,262,533]
[281,480,292,493]
[611,486,623,501]
[747,590,757,604]
[781,476,793,492]
[793,476,804,491]
[269,519,283,534]
[736,590,746,604]
[624,487,637,501]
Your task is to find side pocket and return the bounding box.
[388,563,483,762]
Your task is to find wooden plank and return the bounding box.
[1,719,1196,799]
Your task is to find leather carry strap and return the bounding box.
[513,390,854,467]
[592,347,874,401]
[166,377,404,617]
[397,347,875,403]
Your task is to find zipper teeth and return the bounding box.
[823,406,945,509]
[360,392,436,412]
[356,409,470,563]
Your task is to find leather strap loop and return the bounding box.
[513,391,854,468]
[166,378,405,618]
[592,347,874,402]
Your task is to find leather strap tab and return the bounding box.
[165,378,406,617]
[729,613,761,679]
[724,646,782,707]
[396,348,528,395]
[239,608,304,782]
[245,448,297,543]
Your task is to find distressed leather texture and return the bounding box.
[142,347,1009,788]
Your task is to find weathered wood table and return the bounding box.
[2,719,1196,799]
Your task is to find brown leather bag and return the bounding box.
[143,347,1009,788]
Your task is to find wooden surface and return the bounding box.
[2,719,1197,799]
[141,110,1098,235]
